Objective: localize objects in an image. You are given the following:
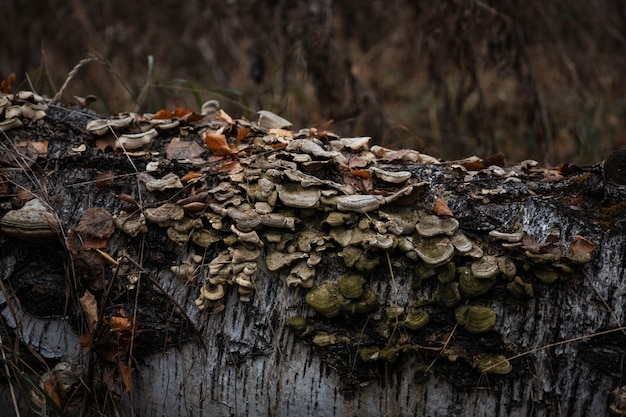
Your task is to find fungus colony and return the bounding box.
[0,91,595,383]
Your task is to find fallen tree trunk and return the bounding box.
[0,92,625,417]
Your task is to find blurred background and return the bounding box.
[1,0,624,165]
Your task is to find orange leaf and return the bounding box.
[570,235,597,256]
[236,125,251,143]
[219,160,244,174]
[216,109,234,125]
[173,105,193,118]
[433,197,454,217]
[109,315,132,332]
[202,132,234,155]
[153,109,173,119]
[347,170,371,179]
[461,160,486,171]
[43,378,62,407]
[1,72,16,93]
[119,361,132,393]
[174,105,203,122]
[181,171,203,182]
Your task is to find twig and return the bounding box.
[482,325,626,374]
[52,56,100,103]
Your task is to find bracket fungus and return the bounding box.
[0,198,58,243]
[35,93,596,387]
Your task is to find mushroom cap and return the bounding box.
[416,214,459,237]
[0,198,58,243]
[459,267,495,298]
[337,274,366,299]
[276,185,320,208]
[413,236,455,267]
[200,284,225,301]
[471,255,499,279]
[450,230,473,253]
[475,354,512,375]
[404,309,430,330]
[455,305,496,334]
[305,283,342,318]
[144,203,184,226]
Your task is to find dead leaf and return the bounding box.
[346,170,371,179]
[76,207,114,249]
[570,235,597,255]
[482,153,506,167]
[0,140,47,167]
[119,361,132,393]
[30,140,48,158]
[348,155,370,169]
[77,207,114,239]
[66,229,107,290]
[219,160,244,174]
[1,72,16,93]
[180,171,203,182]
[236,125,251,143]
[95,137,116,152]
[109,315,132,332]
[202,132,234,156]
[433,197,454,217]
[79,291,99,331]
[216,109,234,125]
[268,128,293,138]
[43,377,62,407]
[95,171,115,187]
[153,109,173,119]
[174,105,203,123]
[558,163,583,176]
[521,232,541,253]
[165,137,206,160]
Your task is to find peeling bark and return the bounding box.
[0,100,624,417]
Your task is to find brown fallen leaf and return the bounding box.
[1,72,16,93]
[43,377,62,407]
[79,291,99,331]
[180,171,203,182]
[216,109,234,125]
[77,207,114,239]
[166,137,206,160]
[152,109,174,119]
[76,207,115,249]
[346,170,371,179]
[119,361,132,393]
[219,160,244,174]
[174,105,203,123]
[202,132,234,156]
[95,137,116,152]
[570,235,597,256]
[433,197,454,217]
[236,125,251,143]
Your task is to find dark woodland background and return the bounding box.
[2,0,625,165]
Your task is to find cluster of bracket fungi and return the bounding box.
[0,91,594,382]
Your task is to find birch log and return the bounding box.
[0,95,624,417]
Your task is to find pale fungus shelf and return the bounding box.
[0,90,600,389]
